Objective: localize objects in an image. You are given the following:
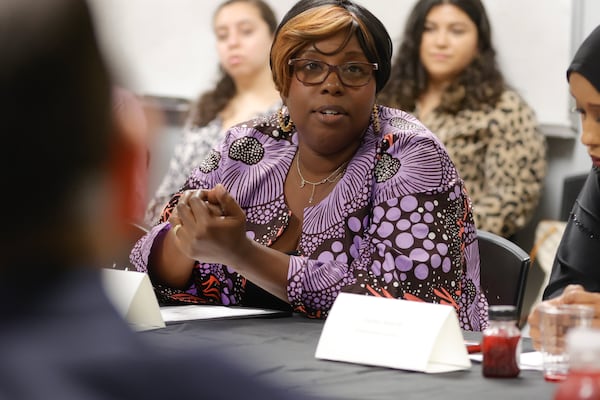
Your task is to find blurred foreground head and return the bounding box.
[0,0,128,269]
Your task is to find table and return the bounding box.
[141,314,557,399]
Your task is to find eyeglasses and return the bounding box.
[288,58,378,87]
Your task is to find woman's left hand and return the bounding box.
[172,184,249,265]
[527,285,600,350]
[561,285,600,330]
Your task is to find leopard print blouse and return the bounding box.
[416,89,547,238]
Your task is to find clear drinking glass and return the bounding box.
[539,304,594,382]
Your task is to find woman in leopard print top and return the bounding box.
[378,0,547,238]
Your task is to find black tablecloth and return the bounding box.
[140,314,556,399]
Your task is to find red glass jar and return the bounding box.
[482,305,521,378]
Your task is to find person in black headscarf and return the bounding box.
[528,25,600,349]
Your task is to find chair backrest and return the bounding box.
[477,230,530,320]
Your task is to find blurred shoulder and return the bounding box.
[494,90,543,141]
[497,89,537,116]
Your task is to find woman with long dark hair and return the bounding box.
[379,0,547,238]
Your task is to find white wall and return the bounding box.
[87,0,407,99]
[89,0,576,131]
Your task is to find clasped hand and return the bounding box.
[168,184,248,265]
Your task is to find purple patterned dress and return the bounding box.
[130,105,488,331]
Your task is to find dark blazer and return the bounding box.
[0,266,310,399]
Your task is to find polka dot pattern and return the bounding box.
[389,116,425,132]
[374,153,400,183]
[228,137,264,165]
[198,149,221,173]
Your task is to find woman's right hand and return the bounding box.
[151,188,229,288]
[169,185,249,266]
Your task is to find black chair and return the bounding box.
[477,230,530,321]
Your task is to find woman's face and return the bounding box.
[214,2,273,80]
[283,31,377,156]
[570,72,600,167]
[419,4,479,85]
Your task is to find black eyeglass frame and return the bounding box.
[288,58,379,87]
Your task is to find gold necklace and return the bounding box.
[296,153,348,204]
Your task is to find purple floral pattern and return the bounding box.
[130,106,489,330]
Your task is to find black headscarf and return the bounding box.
[567,25,600,91]
[543,25,600,300]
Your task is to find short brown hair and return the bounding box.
[270,0,392,97]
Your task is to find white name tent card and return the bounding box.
[315,292,471,373]
[101,268,166,331]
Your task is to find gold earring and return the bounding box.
[278,107,294,133]
[371,104,380,135]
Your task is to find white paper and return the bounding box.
[160,305,288,322]
[315,292,471,373]
[519,351,543,370]
[469,351,543,371]
[102,269,166,331]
